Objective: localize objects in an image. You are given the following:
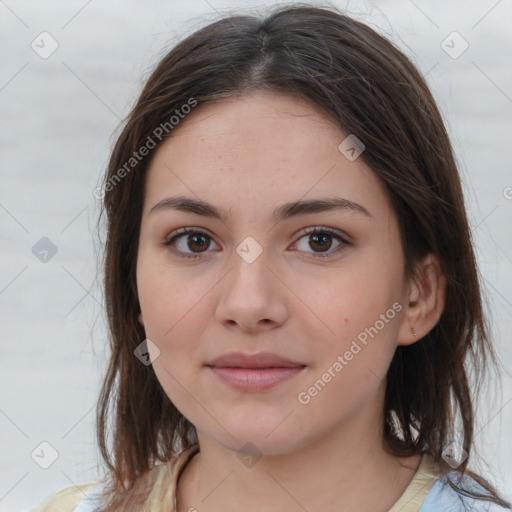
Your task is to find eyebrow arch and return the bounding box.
[149,195,372,222]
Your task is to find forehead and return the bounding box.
[158,89,340,141]
[142,91,392,223]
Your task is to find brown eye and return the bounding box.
[184,233,210,252]
[293,227,350,258]
[164,228,219,259]
[309,232,333,252]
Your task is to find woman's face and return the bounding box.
[136,91,412,455]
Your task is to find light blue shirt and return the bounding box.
[419,471,510,511]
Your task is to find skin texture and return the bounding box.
[136,91,446,512]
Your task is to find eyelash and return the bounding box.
[162,227,350,260]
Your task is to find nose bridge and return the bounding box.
[215,238,288,329]
[228,240,273,299]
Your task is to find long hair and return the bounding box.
[94,4,510,510]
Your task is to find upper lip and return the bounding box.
[206,351,305,369]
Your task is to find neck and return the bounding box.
[176,399,421,512]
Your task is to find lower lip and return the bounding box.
[207,366,305,391]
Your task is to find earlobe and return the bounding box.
[397,254,446,346]
[138,312,145,327]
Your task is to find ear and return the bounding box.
[397,253,446,346]
[138,312,145,327]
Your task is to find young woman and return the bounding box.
[32,4,511,511]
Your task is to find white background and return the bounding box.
[0,1,511,510]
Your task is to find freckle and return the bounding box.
[343,318,348,324]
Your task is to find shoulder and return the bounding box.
[30,481,103,512]
[32,443,201,512]
[420,471,511,512]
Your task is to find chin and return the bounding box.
[197,421,308,458]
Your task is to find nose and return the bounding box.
[214,249,289,333]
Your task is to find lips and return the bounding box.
[205,351,305,369]
[205,351,306,391]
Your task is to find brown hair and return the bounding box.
[95,3,510,510]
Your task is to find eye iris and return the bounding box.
[310,233,332,252]
[188,233,209,252]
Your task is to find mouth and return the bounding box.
[205,351,306,391]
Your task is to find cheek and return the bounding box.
[311,261,401,341]
[298,264,403,402]
[137,247,199,334]
[296,285,401,418]
[136,257,217,374]
[140,278,209,350]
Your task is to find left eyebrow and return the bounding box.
[149,196,373,222]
